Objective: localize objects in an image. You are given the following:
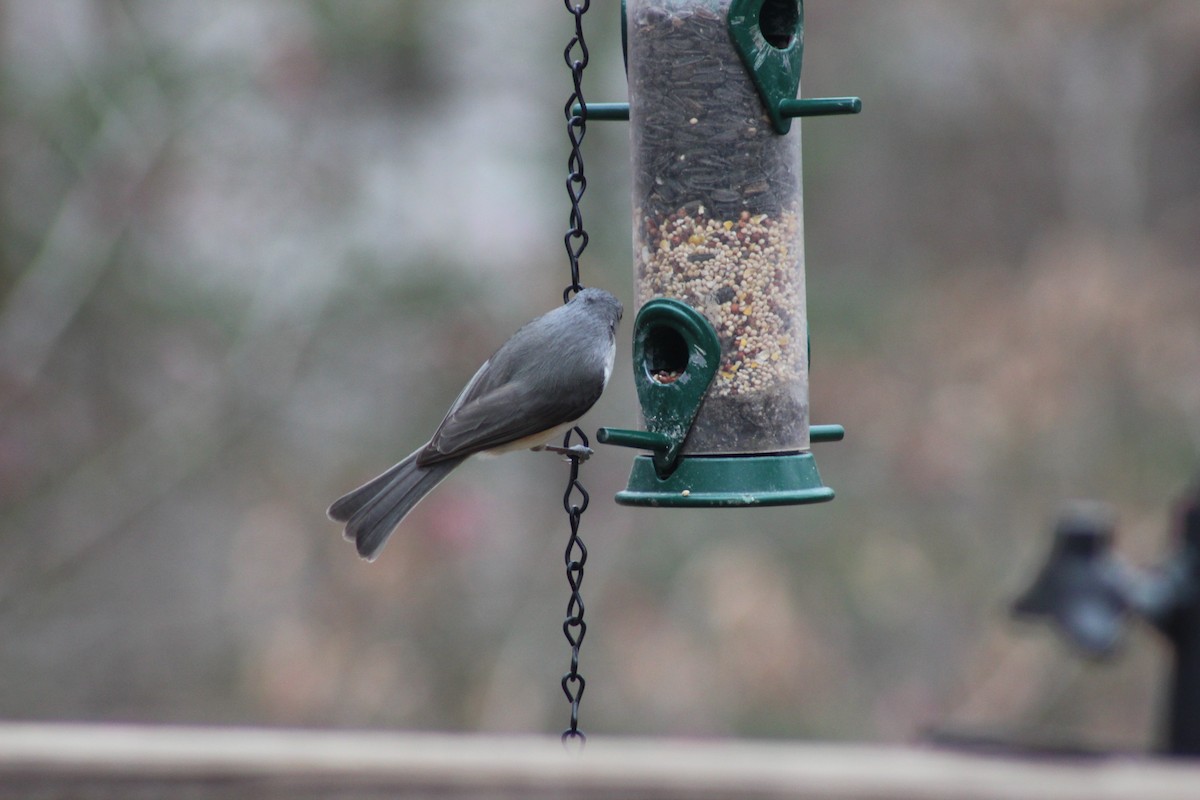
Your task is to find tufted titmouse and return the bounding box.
[328,287,623,561]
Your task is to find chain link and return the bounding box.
[562,0,590,303]
[560,426,590,746]
[560,0,591,747]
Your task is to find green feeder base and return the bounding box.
[614,451,835,508]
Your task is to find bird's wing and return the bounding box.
[443,357,493,418]
[418,375,602,465]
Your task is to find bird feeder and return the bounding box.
[598,0,858,506]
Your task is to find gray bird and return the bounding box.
[328,287,623,561]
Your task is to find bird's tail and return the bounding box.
[327,450,465,561]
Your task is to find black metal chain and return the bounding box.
[562,0,590,303]
[560,427,590,747]
[560,0,591,748]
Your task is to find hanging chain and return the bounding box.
[562,0,590,302]
[560,0,591,748]
[560,427,590,747]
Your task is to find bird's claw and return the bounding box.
[536,444,594,462]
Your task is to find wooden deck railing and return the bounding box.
[1,723,1198,799]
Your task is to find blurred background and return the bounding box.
[1,0,1198,752]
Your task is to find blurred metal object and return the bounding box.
[1012,501,1130,655]
[1012,480,1200,756]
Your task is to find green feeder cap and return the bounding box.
[614,451,834,507]
[603,426,843,508]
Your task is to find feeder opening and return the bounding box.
[644,325,689,384]
[758,0,799,50]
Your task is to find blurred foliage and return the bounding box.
[0,0,1198,753]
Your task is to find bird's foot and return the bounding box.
[535,444,594,462]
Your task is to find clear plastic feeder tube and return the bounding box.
[628,0,809,455]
